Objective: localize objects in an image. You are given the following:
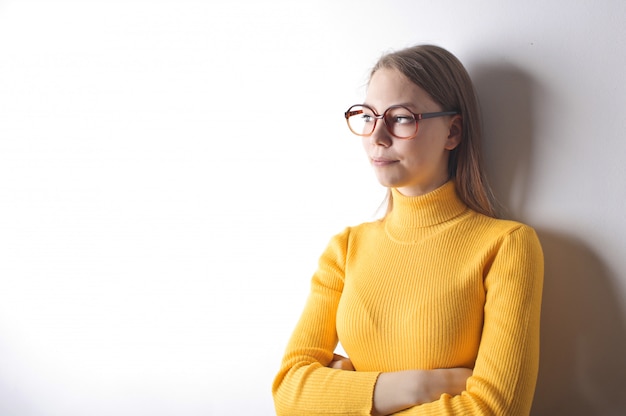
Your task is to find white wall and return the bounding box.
[0,0,624,415]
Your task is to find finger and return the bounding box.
[342,360,355,371]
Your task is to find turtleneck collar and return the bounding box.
[385,181,469,239]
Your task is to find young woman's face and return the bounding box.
[362,67,461,196]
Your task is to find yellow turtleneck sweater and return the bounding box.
[272,182,544,415]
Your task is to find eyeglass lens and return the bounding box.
[347,105,417,139]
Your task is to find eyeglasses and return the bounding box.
[344,104,459,139]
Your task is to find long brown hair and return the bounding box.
[371,44,498,218]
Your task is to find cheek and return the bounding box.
[406,131,447,157]
[395,140,420,160]
[398,141,445,171]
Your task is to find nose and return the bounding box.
[369,119,392,147]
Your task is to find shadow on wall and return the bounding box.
[470,62,535,220]
[533,232,626,415]
[472,63,626,416]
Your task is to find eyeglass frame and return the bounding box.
[344,104,459,140]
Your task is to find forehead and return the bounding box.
[365,67,437,111]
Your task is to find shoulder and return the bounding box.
[469,212,540,241]
[328,219,383,241]
[471,215,544,270]
[321,220,383,256]
[459,212,544,264]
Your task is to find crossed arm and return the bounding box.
[273,225,543,415]
[328,354,471,415]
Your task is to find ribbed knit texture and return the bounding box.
[272,181,544,415]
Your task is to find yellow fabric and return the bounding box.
[273,181,544,415]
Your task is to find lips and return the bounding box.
[370,157,399,167]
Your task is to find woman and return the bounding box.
[272,44,543,415]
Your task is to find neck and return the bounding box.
[384,181,468,242]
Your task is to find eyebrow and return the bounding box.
[362,102,420,112]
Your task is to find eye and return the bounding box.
[361,114,375,123]
[392,115,415,125]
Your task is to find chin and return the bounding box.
[375,175,404,189]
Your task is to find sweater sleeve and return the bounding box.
[396,224,544,415]
[272,228,381,415]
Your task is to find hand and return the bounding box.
[372,367,472,415]
[327,354,355,371]
[413,368,472,404]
